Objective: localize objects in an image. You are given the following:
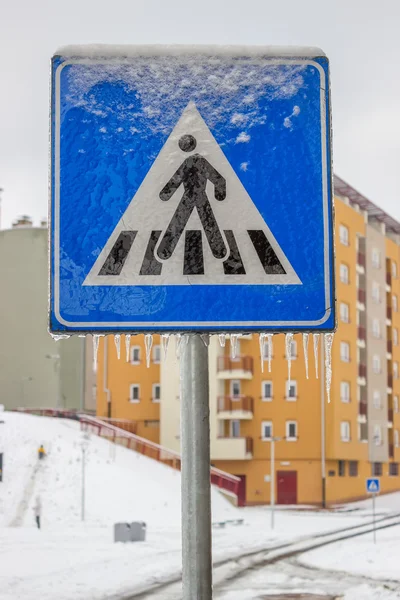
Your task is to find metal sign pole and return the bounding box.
[372,492,376,544]
[270,438,275,530]
[180,334,212,600]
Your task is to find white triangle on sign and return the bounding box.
[368,481,378,491]
[84,102,301,286]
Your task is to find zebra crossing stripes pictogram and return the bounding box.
[84,102,301,287]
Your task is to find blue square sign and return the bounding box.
[366,478,380,494]
[50,45,334,333]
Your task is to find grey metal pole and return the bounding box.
[180,334,212,600]
[81,446,85,521]
[270,438,275,530]
[372,493,376,544]
[320,338,326,508]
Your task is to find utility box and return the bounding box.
[114,521,146,543]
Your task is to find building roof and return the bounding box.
[334,175,400,235]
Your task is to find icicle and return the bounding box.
[302,333,309,379]
[125,334,131,362]
[267,334,273,373]
[230,334,239,359]
[51,334,70,341]
[259,333,266,373]
[161,334,170,360]
[285,333,294,384]
[144,334,153,368]
[114,334,121,360]
[324,333,334,403]
[218,333,226,348]
[200,334,210,347]
[175,334,182,359]
[313,333,319,379]
[93,335,100,371]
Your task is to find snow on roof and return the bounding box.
[54,44,326,59]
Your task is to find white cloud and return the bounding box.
[236,132,251,143]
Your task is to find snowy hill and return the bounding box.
[0,411,237,529]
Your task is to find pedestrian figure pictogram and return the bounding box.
[157,134,227,261]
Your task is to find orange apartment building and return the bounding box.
[96,175,400,506]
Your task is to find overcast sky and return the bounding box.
[0,0,399,227]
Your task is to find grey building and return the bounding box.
[0,218,95,411]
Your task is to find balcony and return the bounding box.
[388,408,394,422]
[214,436,253,460]
[359,402,368,416]
[389,443,394,458]
[217,356,254,379]
[388,374,394,389]
[357,326,366,341]
[357,252,366,268]
[357,289,366,304]
[358,364,367,378]
[217,396,254,419]
[388,340,393,354]
[387,306,393,321]
[387,272,392,287]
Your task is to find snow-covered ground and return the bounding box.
[0,411,399,600]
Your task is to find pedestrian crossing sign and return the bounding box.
[366,478,380,494]
[50,45,334,333]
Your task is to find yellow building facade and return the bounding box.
[96,179,400,506]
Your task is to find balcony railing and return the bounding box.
[388,340,393,353]
[388,306,393,320]
[358,326,366,341]
[359,402,368,416]
[217,356,254,373]
[246,436,253,454]
[388,374,394,388]
[358,289,366,304]
[357,252,366,267]
[358,364,367,378]
[217,396,254,413]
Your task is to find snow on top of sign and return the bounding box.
[55,44,326,59]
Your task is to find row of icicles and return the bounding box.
[51,331,335,402]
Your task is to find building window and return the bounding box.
[231,380,241,397]
[372,282,381,304]
[393,295,398,312]
[392,261,398,278]
[286,380,297,400]
[389,463,399,477]
[340,342,350,363]
[130,384,140,403]
[340,381,351,403]
[394,430,399,448]
[153,345,161,363]
[394,362,399,380]
[349,461,358,477]
[230,420,240,438]
[263,341,272,360]
[374,425,382,446]
[285,340,297,359]
[339,224,349,246]
[373,390,382,409]
[372,248,381,269]
[340,303,350,324]
[372,462,382,476]
[261,381,273,401]
[372,354,381,374]
[394,329,399,347]
[152,383,161,402]
[338,460,346,477]
[372,318,381,339]
[394,396,399,413]
[131,346,141,364]
[286,421,297,441]
[261,421,273,440]
[340,263,349,284]
[340,421,351,442]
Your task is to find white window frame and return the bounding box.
[230,380,241,398]
[286,421,297,441]
[285,380,297,401]
[261,421,273,441]
[394,396,399,413]
[152,383,161,403]
[230,419,241,438]
[372,318,381,339]
[130,384,140,403]
[372,248,381,269]
[340,342,350,363]
[261,380,273,401]
[374,425,382,446]
[392,261,398,278]
[393,294,398,312]
[393,328,399,346]
[340,381,350,403]
[340,421,351,442]
[340,263,349,284]
[340,302,350,324]
[394,362,399,380]
[131,346,141,365]
[285,340,297,359]
[373,390,382,409]
[372,282,381,304]
[395,430,399,448]
[152,345,161,364]
[372,354,381,374]
[339,224,349,246]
